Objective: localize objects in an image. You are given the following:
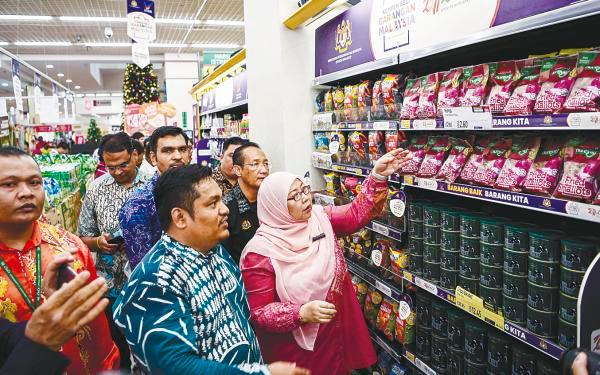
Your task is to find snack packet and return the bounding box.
[343,85,359,121]
[495,136,541,191]
[324,89,334,112]
[323,172,342,196]
[417,73,443,119]
[503,65,542,115]
[594,190,600,205]
[389,247,409,281]
[364,287,384,326]
[400,78,421,120]
[368,131,386,166]
[358,80,374,120]
[395,307,416,345]
[386,187,405,228]
[314,132,329,153]
[384,130,408,153]
[372,80,383,114]
[562,51,600,112]
[473,137,513,187]
[377,299,399,341]
[315,91,325,113]
[460,64,491,107]
[381,74,403,117]
[553,137,600,202]
[370,238,391,270]
[486,61,518,113]
[341,175,363,198]
[460,136,494,183]
[349,131,369,166]
[523,136,565,195]
[333,87,345,111]
[437,68,463,116]
[437,137,474,183]
[417,135,451,178]
[534,56,577,114]
[399,134,430,175]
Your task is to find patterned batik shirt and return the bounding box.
[222,185,259,264]
[77,170,150,298]
[112,235,269,375]
[213,166,235,195]
[119,172,161,270]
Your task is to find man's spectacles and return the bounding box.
[288,185,311,201]
[244,161,271,171]
[106,154,133,172]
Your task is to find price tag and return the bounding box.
[375,280,392,298]
[399,301,412,320]
[455,287,504,328]
[442,106,492,130]
[329,140,340,154]
[404,350,415,363]
[400,119,412,129]
[416,178,438,190]
[373,121,390,130]
[371,222,390,237]
[390,199,405,217]
[566,201,600,223]
[404,175,414,185]
[415,358,436,375]
[415,277,438,296]
[413,119,438,130]
[371,250,383,267]
[567,112,600,128]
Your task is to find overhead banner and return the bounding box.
[11,59,23,112]
[315,0,583,77]
[127,0,156,43]
[124,101,177,135]
[199,71,247,113]
[132,42,150,68]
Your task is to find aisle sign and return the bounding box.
[127,0,156,43]
[455,287,504,329]
[11,59,22,112]
[442,106,492,130]
[132,42,150,68]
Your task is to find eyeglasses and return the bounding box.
[288,185,311,201]
[106,154,133,172]
[244,161,271,171]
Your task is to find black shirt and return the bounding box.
[222,185,259,264]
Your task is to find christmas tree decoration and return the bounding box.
[122,63,159,106]
[87,118,102,144]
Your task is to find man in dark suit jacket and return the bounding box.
[0,254,109,374]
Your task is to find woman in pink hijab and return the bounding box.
[240,149,410,375]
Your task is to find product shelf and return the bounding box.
[368,329,435,375]
[199,99,249,116]
[402,175,600,224]
[366,221,404,242]
[312,120,400,132]
[310,156,402,184]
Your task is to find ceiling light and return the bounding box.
[1,83,8,87]
[85,93,95,97]
[155,18,200,25]
[66,79,72,83]
[204,20,244,27]
[57,73,65,77]
[76,93,85,97]
[0,42,9,46]
[96,93,111,97]
[59,16,126,23]
[46,64,54,69]
[15,41,72,47]
[85,42,131,47]
[192,43,240,49]
[74,85,81,90]
[149,43,188,48]
[0,15,53,21]
[111,92,123,97]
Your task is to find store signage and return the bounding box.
[124,101,177,135]
[315,0,583,76]
[442,106,492,130]
[34,124,73,133]
[132,42,150,68]
[127,0,156,43]
[199,72,247,113]
[203,52,234,66]
[11,59,22,112]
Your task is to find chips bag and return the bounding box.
[341,175,363,199]
[314,132,329,153]
[372,80,383,114]
[553,137,600,202]
[460,64,491,107]
[534,56,577,114]
[503,65,542,115]
[437,137,474,183]
[400,134,430,175]
[389,247,409,282]
[473,137,513,187]
[333,87,345,111]
[381,74,403,117]
[417,136,451,178]
[323,172,342,196]
[358,80,374,120]
[368,131,386,166]
[386,187,405,228]
[460,136,494,183]
[523,136,565,195]
[343,85,359,121]
[377,299,399,341]
[370,238,391,270]
[417,73,443,119]
[437,68,463,116]
[400,78,422,120]
[486,61,518,113]
[364,287,384,326]
[562,51,600,112]
[324,89,334,112]
[348,131,369,166]
[495,136,541,191]
[395,307,416,345]
[385,130,408,153]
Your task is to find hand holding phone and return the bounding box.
[57,265,78,288]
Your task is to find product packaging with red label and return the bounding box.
[333,87,345,111]
[534,56,576,114]
[358,80,374,120]
[486,61,518,113]
[400,134,430,175]
[503,65,542,116]
[368,131,386,166]
[437,68,463,116]
[495,135,541,191]
[562,51,600,112]
[376,299,399,341]
[459,64,491,107]
[417,72,443,119]
[364,287,383,326]
[523,136,565,195]
[400,78,422,120]
[344,85,359,121]
[437,137,474,183]
[349,131,369,167]
[395,308,416,345]
[381,74,402,117]
[372,80,383,114]
[324,89,334,112]
[384,130,408,153]
[460,136,494,183]
[473,137,513,187]
[553,137,600,202]
[417,135,451,178]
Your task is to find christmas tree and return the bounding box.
[87,118,102,144]
[123,63,159,105]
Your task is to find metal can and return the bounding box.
[480,242,504,267]
[480,263,503,289]
[460,236,481,258]
[431,300,448,337]
[440,267,459,290]
[409,254,423,275]
[559,291,577,324]
[408,220,423,238]
[538,358,561,375]
[424,225,442,245]
[447,347,466,375]
[423,243,441,263]
[464,359,487,375]
[459,255,481,278]
[442,209,462,232]
[431,334,448,369]
[560,265,586,297]
[527,281,559,312]
[528,258,560,287]
[505,224,536,252]
[558,317,577,349]
[441,249,460,270]
[464,319,487,364]
[416,291,433,328]
[561,238,599,271]
[447,309,466,349]
[423,260,441,283]
[526,305,558,338]
[503,248,528,276]
[528,229,563,262]
[442,230,461,251]
[423,204,441,226]
[503,294,527,326]
[512,345,536,375]
[408,237,424,255]
[487,330,511,375]
[503,272,528,299]
[479,284,503,311]
[459,275,480,295]
[460,214,481,238]
[408,201,424,221]
[416,325,432,357]
[480,218,505,245]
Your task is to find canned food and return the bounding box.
[480,243,504,267]
[441,249,460,270]
[464,359,487,375]
[408,237,423,255]
[480,284,503,311]
[480,263,503,289]
[440,267,459,290]
[432,300,448,337]
[461,214,481,238]
[487,330,511,375]
[459,275,480,295]
[503,248,528,276]
[460,236,481,257]
[408,201,424,221]
[447,309,466,349]
[442,230,461,251]
[459,256,481,278]
[423,204,441,226]
[408,220,423,238]
[416,291,433,328]
[560,266,585,297]
[431,334,448,368]
[424,225,442,245]
[526,306,558,338]
[559,291,577,324]
[505,224,536,252]
[528,258,560,287]
[503,294,527,325]
[561,238,598,271]
[527,281,559,312]
[447,347,465,375]
[512,345,536,375]
[503,272,528,299]
[424,243,441,263]
[423,260,441,283]
[529,229,562,262]
[538,359,561,375]
[558,318,577,349]
[416,326,432,357]
[480,219,505,245]
[464,319,487,364]
[409,254,423,275]
[442,209,461,231]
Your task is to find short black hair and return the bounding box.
[144,138,151,162]
[57,142,69,150]
[0,146,30,158]
[132,139,144,154]
[148,126,189,156]
[154,164,213,231]
[131,131,145,141]
[23,141,29,147]
[101,132,133,156]
[222,137,248,154]
[232,142,261,167]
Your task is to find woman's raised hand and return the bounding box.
[372,148,411,178]
[299,300,337,324]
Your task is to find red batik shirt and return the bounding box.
[0,220,120,374]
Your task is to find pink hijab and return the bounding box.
[241,172,336,351]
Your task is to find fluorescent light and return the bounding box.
[96,93,111,97]
[59,16,126,23]
[149,43,188,48]
[57,73,65,77]
[85,42,132,48]
[15,41,72,46]
[76,93,85,97]
[204,20,244,27]
[74,85,81,90]
[66,79,72,83]
[1,83,8,87]
[0,15,53,21]
[155,18,199,25]
[0,42,9,46]
[46,64,54,69]
[111,92,123,97]
[192,43,240,49]
[85,93,96,97]
[57,15,243,27]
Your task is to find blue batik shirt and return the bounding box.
[112,234,269,375]
[119,172,161,269]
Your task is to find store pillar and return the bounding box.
[163,53,199,130]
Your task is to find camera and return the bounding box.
[104,26,113,39]
[561,349,600,374]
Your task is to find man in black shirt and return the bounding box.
[223,142,270,264]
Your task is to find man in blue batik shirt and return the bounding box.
[119,126,192,270]
[113,165,309,375]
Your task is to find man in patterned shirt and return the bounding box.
[213,137,248,195]
[77,132,150,370]
[119,126,192,269]
[113,165,308,375]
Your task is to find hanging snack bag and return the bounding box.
[349,131,369,166]
[562,51,600,112]
[323,172,342,196]
[372,80,383,115]
[395,306,416,345]
[417,72,443,119]
[368,131,387,166]
[314,132,330,153]
[400,134,430,175]
[381,74,402,117]
[324,89,334,112]
[387,187,405,228]
[495,136,542,191]
[486,61,518,113]
[534,56,577,114]
[356,280,369,309]
[358,80,374,120]
[333,87,345,111]
[400,78,422,120]
[385,130,408,153]
[473,137,513,187]
[460,136,494,183]
[503,65,543,115]
[315,91,325,113]
[437,68,463,116]
[460,64,491,107]
[523,136,565,195]
[390,247,409,281]
[417,135,451,178]
[370,237,392,270]
[437,137,474,183]
[377,299,399,341]
[364,287,384,326]
[553,137,600,203]
[594,190,600,205]
[343,85,359,121]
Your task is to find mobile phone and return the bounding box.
[57,264,78,288]
[107,235,125,245]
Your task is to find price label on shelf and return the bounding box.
[442,106,492,130]
[373,121,391,130]
[404,175,415,185]
[415,277,438,295]
[400,120,412,129]
[412,119,438,130]
[375,280,392,298]
[404,350,415,364]
[566,201,600,223]
[371,222,390,237]
[415,358,436,375]
[416,178,438,190]
[567,112,600,128]
[455,287,504,328]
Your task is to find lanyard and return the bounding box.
[0,246,42,311]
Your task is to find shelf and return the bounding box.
[312,120,399,132]
[311,159,402,184]
[347,261,404,303]
[403,176,600,224]
[368,329,435,375]
[313,55,399,86]
[199,99,248,116]
[366,221,404,242]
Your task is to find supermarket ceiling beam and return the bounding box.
[0,15,244,27]
[16,54,165,62]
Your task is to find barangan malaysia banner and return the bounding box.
[315,0,583,77]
